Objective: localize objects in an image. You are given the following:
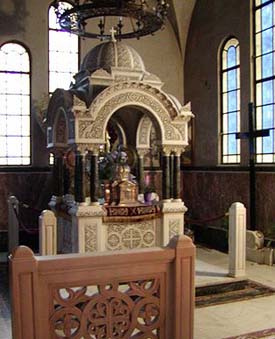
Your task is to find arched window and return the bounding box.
[254,0,275,163]
[48,2,79,95]
[0,42,31,165]
[220,38,240,164]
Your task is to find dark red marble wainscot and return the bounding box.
[182,170,275,236]
[0,172,52,231]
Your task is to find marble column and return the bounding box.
[162,151,171,200]
[137,150,146,194]
[90,151,99,204]
[53,151,64,197]
[63,162,70,196]
[173,152,181,200]
[74,151,84,203]
[170,153,174,198]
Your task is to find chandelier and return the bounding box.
[51,0,169,40]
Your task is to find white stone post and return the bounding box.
[8,195,19,253]
[228,202,246,277]
[39,210,57,255]
[162,200,187,246]
[70,204,106,253]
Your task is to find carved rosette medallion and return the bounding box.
[85,224,97,252]
[107,222,156,250]
[82,292,134,338]
[50,279,161,338]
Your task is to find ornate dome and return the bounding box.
[80,41,145,73]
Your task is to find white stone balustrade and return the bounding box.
[228,202,246,278]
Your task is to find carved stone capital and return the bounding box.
[76,143,102,155]
[162,145,185,156]
[137,148,148,158]
[69,204,107,217]
[161,201,188,213]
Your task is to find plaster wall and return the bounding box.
[185,0,251,166]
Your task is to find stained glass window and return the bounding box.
[0,43,31,165]
[49,2,79,94]
[221,38,240,164]
[255,0,275,162]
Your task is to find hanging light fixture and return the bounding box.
[51,0,169,40]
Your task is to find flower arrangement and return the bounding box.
[98,145,128,181]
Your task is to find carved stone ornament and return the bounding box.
[85,223,97,252]
[73,95,87,110]
[107,222,156,250]
[75,82,189,145]
[50,278,161,338]
[169,220,181,239]
[136,148,148,158]
[162,201,188,214]
[162,145,186,156]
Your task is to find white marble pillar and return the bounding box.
[162,200,187,246]
[69,204,106,253]
[228,202,246,277]
[39,210,57,255]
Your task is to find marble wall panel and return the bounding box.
[256,173,275,236]
[182,170,275,236]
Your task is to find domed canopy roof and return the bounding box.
[80,41,146,73]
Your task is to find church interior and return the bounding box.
[1,0,275,338]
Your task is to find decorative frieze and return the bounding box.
[107,222,156,250]
[69,204,106,217]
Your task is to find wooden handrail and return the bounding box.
[9,235,195,339]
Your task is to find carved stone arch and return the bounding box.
[53,107,69,147]
[46,88,73,126]
[136,115,153,149]
[79,82,183,146]
[108,116,127,148]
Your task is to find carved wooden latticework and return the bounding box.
[9,236,195,339]
[51,279,161,338]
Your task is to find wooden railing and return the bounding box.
[9,235,195,339]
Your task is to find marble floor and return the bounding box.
[195,246,275,339]
[1,247,275,339]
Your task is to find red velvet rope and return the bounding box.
[12,204,39,234]
[185,213,228,225]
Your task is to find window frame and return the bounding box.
[48,1,80,96]
[0,40,32,167]
[254,0,275,163]
[220,37,241,164]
